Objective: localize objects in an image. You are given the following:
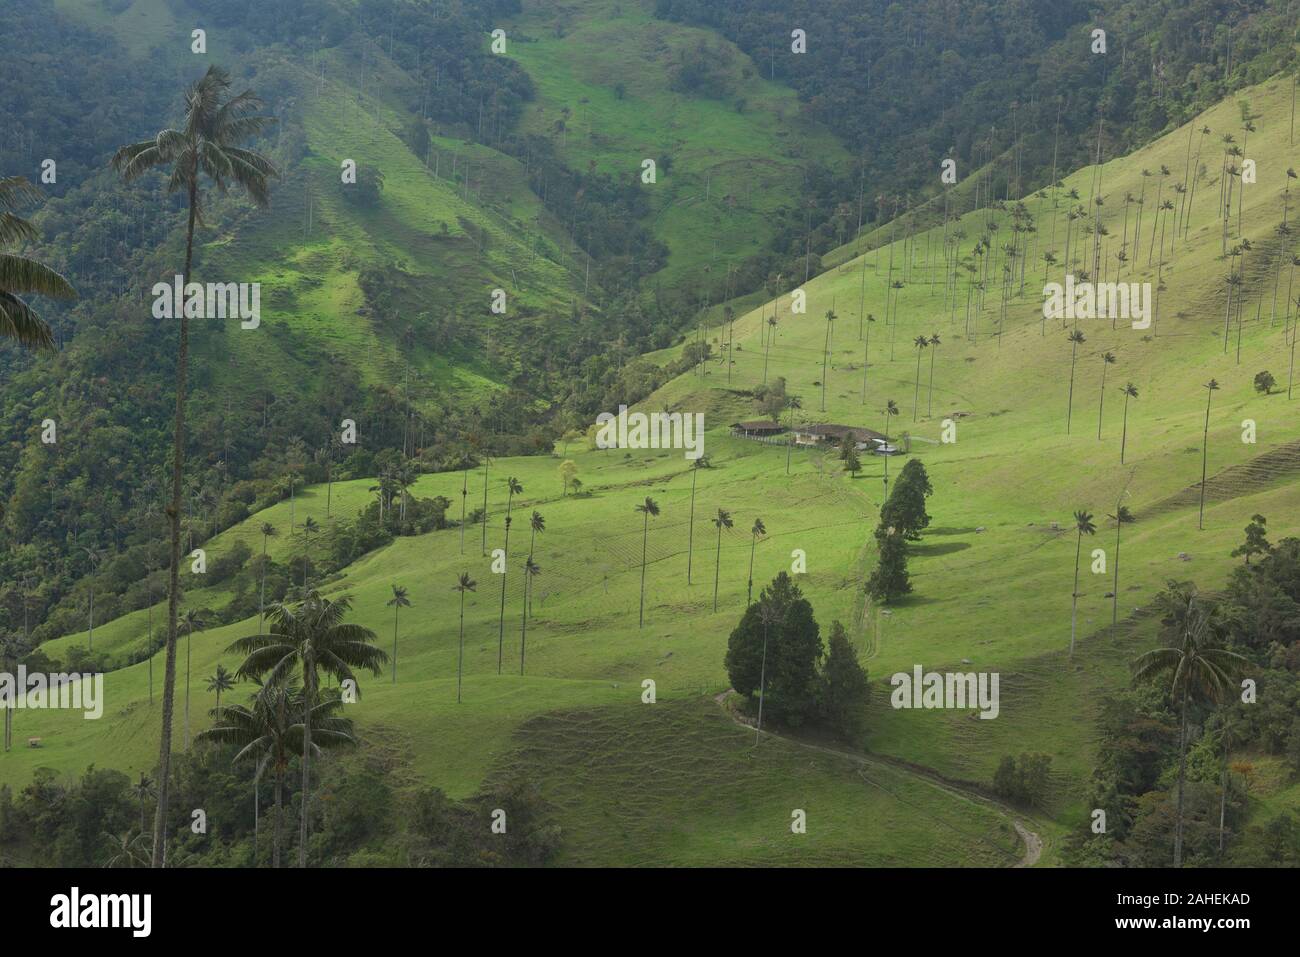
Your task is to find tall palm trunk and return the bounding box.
[458,467,469,552]
[457,591,466,703]
[480,460,489,555]
[273,765,283,870]
[184,631,191,751]
[1098,365,1108,439]
[926,346,937,416]
[755,616,769,744]
[1174,684,1189,866]
[1218,723,1231,854]
[713,524,724,612]
[747,536,758,605]
[391,605,400,683]
[299,661,315,868]
[638,512,650,627]
[1070,529,1083,657]
[1121,393,1131,463]
[497,510,513,674]
[1199,389,1214,530]
[1112,518,1122,627]
[152,175,197,869]
[519,573,529,675]
[1066,346,1079,434]
[687,469,698,583]
[259,535,268,631]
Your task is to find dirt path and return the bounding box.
[713,690,1043,867]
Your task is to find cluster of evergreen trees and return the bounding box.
[866,458,933,604]
[724,571,870,738]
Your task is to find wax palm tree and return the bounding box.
[479,454,492,555]
[82,545,101,650]
[387,584,411,683]
[636,498,660,627]
[0,633,27,752]
[179,609,207,751]
[497,477,523,674]
[686,455,710,583]
[784,395,802,475]
[299,515,318,589]
[1119,383,1139,464]
[1108,504,1134,627]
[526,509,546,559]
[754,599,781,744]
[1222,271,1241,353]
[103,831,152,869]
[453,573,476,703]
[746,518,766,606]
[926,334,941,416]
[712,509,733,613]
[227,591,385,867]
[820,309,836,411]
[1097,352,1117,439]
[910,335,929,421]
[520,557,540,675]
[198,683,292,869]
[132,774,155,836]
[1069,509,1097,658]
[1,176,76,348]
[763,315,778,383]
[1199,379,1219,530]
[1066,330,1086,434]
[861,313,876,402]
[1184,126,1213,240]
[882,399,899,497]
[458,442,474,552]
[258,522,277,631]
[1132,588,1246,866]
[200,681,354,868]
[114,65,277,869]
[526,510,545,617]
[205,664,234,717]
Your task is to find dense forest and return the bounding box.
[656,0,1299,259]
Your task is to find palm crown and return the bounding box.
[111,65,277,220]
[0,176,76,349]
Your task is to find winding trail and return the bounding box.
[714,690,1043,867]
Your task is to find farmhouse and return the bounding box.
[730,420,787,439]
[790,423,896,453]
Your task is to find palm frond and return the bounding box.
[0,292,55,349]
[0,253,77,298]
[0,211,38,245]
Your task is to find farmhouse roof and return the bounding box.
[793,423,888,442]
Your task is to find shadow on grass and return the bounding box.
[910,541,972,557]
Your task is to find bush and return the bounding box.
[992,752,1053,806]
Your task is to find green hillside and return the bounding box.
[503,0,852,296]
[6,0,1300,870]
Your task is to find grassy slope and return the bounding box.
[504,0,851,296]
[644,72,1300,842]
[197,48,592,408]
[22,7,1298,865]
[12,431,1019,865]
[16,72,1299,868]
